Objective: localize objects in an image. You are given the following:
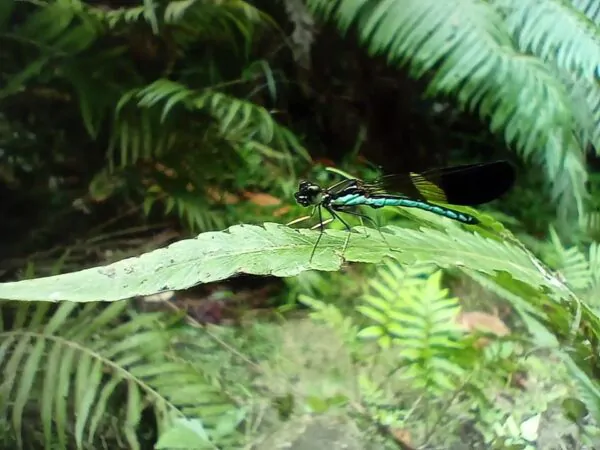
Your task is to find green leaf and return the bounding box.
[87,376,123,445]
[42,342,62,448]
[0,223,573,303]
[18,2,75,42]
[573,0,600,24]
[155,418,212,449]
[519,414,541,442]
[563,354,600,423]
[1,299,238,449]
[357,325,384,340]
[0,0,14,31]
[124,379,142,450]
[356,305,388,324]
[308,0,588,219]
[0,57,50,99]
[493,0,600,78]
[143,0,159,34]
[12,338,45,446]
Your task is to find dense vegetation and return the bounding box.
[2,0,600,448]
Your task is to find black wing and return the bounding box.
[362,160,516,206]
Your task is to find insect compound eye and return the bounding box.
[294,191,311,206]
[294,180,321,207]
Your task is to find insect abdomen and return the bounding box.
[387,198,478,224]
[332,195,478,224]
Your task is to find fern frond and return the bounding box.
[579,211,600,241]
[491,0,600,154]
[548,227,600,309]
[1,0,102,98]
[308,0,587,218]
[357,260,465,394]
[164,0,264,29]
[558,72,600,153]
[144,186,229,232]
[563,355,600,424]
[0,222,575,302]
[17,0,98,54]
[298,294,359,347]
[572,0,600,25]
[548,227,592,292]
[100,0,266,44]
[493,0,600,78]
[0,301,238,449]
[99,4,145,28]
[113,80,307,168]
[112,79,304,231]
[587,242,600,296]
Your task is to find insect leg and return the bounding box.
[309,206,326,262]
[286,206,316,227]
[326,206,353,231]
[325,206,353,257]
[310,218,334,229]
[334,206,392,254]
[333,206,379,228]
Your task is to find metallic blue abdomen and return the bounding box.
[331,194,477,224]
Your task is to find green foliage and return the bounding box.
[1,0,306,233]
[0,300,240,449]
[100,0,266,37]
[456,230,600,444]
[357,261,466,394]
[299,259,528,447]
[307,0,600,223]
[3,212,600,446]
[0,218,573,302]
[575,0,600,27]
[545,227,600,300]
[8,0,600,447]
[7,209,600,447]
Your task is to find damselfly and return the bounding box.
[289,160,516,260]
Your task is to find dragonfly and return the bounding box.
[290,160,516,260]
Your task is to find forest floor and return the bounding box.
[239,317,590,450]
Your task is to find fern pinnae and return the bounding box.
[68,301,126,340]
[3,331,33,417]
[368,279,394,303]
[589,242,600,296]
[125,378,142,450]
[309,0,587,218]
[358,261,466,395]
[493,0,600,78]
[549,227,592,291]
[376,267,401,293]
[102,331,165,360]
[74,352,93,413]
[360,293,390,317]
[45,302,78,334]
[28,301,52,327]
[42,340,62,447]
[12,335,45,448]
[572,0,600,24]
[55,345,76,448]
[75,358,104,448]
[87,375,123,445]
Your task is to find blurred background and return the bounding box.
[2,1,600,449]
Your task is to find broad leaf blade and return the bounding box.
[0,223,571,302]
